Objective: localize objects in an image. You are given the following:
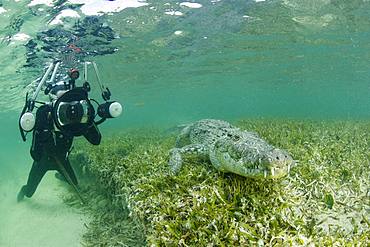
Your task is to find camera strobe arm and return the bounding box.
[44,61,61,95]
[31,62,55,105]
[91,61,111,101]
[19,60,60,141]
[84,61,88,82]
[82,61,91,92]
[49,61,61,85]
[83,61,122,121]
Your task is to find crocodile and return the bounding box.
[169,119,295,179]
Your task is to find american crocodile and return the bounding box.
[169,119,295,178]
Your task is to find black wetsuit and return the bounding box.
[18,95,102,200]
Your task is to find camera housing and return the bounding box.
[19,60,122,142]
[52,87,95,137]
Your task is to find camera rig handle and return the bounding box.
[39,61,62,97]
[84,61,111,101]
[29,61,59,109]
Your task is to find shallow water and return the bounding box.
[0,0,369,246]
[0,114,88,246]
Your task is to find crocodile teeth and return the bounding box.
[271,168,275,177]
[264,170,267,178]
[287,164,291,174]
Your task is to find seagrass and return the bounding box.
[66,119,370,246]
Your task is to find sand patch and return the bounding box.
[0,172,88,246]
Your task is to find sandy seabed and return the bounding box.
[0,172,88,246]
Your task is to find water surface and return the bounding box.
[0,0,369,245]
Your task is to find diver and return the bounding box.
[17,60,122,202]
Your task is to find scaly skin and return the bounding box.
[169,119,295,179]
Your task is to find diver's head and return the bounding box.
[48,81,70,100]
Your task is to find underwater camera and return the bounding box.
[19,60,122,140]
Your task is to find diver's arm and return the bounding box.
[83,123,101,145]
[94,118,106,126]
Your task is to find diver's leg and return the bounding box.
[17,160,48,201]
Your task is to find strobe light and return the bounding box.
[97,101,122,119]
[20,112,36,131]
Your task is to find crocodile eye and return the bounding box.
[276,156,279,160]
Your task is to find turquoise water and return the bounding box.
[0,0,369,245]
[95,0,370,124]
[1,0,370,122]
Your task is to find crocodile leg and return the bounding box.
[169,144,208,174]
[175,125,191,147]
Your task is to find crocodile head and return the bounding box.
[260,148,295,178]
[209,137,295,179]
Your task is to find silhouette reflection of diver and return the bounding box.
[17,60,122,202]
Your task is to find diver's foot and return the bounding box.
[55,172,66,182]
[17,186,25,202]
